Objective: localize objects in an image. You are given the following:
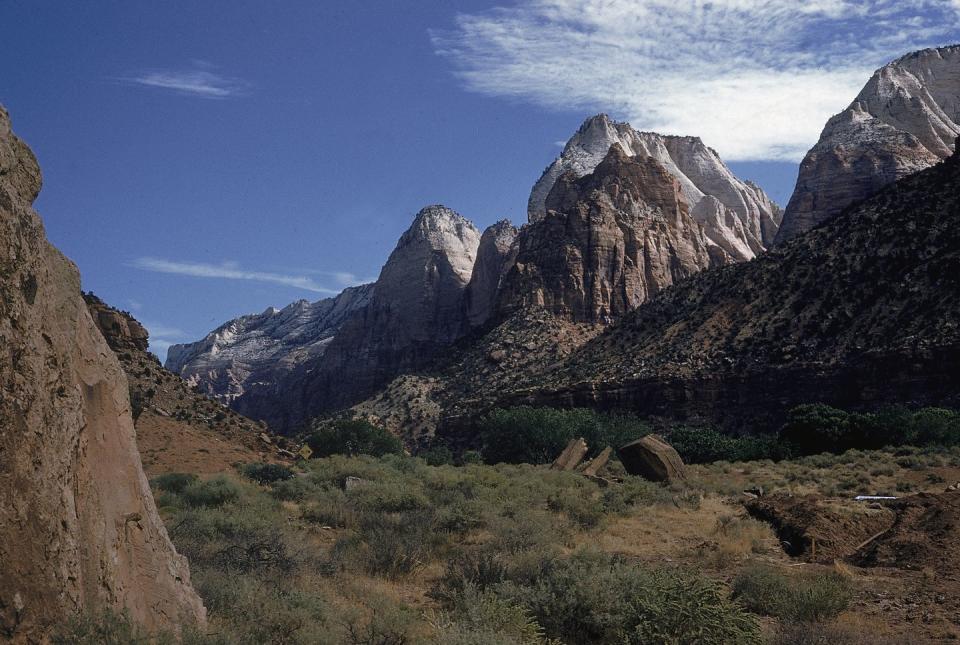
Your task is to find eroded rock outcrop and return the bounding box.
[499,144,726,323]
[776,45,960,243]
[0,107,205,640]
[165,283,373,404]
[507,138,960,431]
[465,220,518,328]
[242,205,481,430]
[530,114,781,257]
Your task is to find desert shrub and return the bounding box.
[242,462,295,485]
[461,449,484,464]
[732,564,852,622]
[668,427,790,463]
[488,550,760,644]
[331,510,443,578]
[181,476,242,508]
[270,476,319,502]
[347,480,430,513]
[423,444,454,466]
[478,406,649,465]
[51,609,173,645]
[431,587,549,645]
[194,570,331,645]
[151,472,198,494]
[305,419,403,458]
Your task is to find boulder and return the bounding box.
[551,437,589,471]
[617,435,686,482]
[581,446,613,477]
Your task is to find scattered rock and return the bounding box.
[551,438,589,471]
[581,446,613,477]
[617,435,686,482]
[343,476,368,491]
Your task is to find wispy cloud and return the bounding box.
[131,257,350,294]
[432,0,960,161]
[118,64,250,98]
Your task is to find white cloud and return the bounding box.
[433,0,960,160]
[131,257,343,294]
[119,65,250,98]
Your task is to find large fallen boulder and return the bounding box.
[617,435,686,482]
[0,106,205,641]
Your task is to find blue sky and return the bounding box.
[2,1,957,359]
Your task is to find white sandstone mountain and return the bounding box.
[776,45,960,243]
[165,284,373,404]
[529,114,782,259]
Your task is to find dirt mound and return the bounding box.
[854,492,960,573]
[745,495,895,562]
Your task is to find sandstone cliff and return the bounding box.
[238,205,481,430]
[165,283,373,404]
[530,114,782,258]
[84,293,286,476]
[464,220,518,328]
[0,108,205,640]
[514,137,960,429]
[776,45,960,243]
[499,144,726,323]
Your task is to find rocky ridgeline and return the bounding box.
[512,138,960,429]
[529,114,782,258]
[171,117,772,431]
[777,45,960,243]
[84,293,286,475]
[0,107,205,640]
[166,283,373,404]
[498,144,727,323]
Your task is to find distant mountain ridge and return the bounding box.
[776,44,960,242]
[166,283,373,404]
[170,117,772,431]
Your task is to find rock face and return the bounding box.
[510,137,960,431]
[84,293,285,477]
[776,45,960,243]
[464,220,518,328]
[84,294,149,352]
[165,284,373,404]
[617,435,686,482]
[0,107,205,640]
[530,114,782,258]
[244,205,482,430]
[499,144,726,323]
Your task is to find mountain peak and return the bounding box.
[776,44,960,243]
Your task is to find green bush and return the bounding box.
[181,476,242,508]
[668,427,790,463]
[423,445,454,466]
[151,472,198,494]
[462,550,760,644]
[780,404,960,455]
[305,419,404,458]
[241,462,295,485]
[478,406,649,465]
[52,609,173,645]
[732,564,852,622]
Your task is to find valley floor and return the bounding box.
[60,446,960,644]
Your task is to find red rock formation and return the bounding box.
[499,144,726,323]
[0,107,205,641]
